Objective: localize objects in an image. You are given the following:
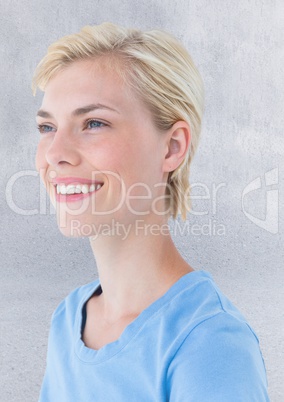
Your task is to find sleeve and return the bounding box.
[167,312,270,402]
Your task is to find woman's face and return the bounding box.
[35,59,169,237]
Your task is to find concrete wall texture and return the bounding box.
[0,0,283,401]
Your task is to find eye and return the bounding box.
[37,124,56,134]
[85,119,107,130]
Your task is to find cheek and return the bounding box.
[84,140,124,171]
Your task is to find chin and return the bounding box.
[57,225,84,238]
[56,213,90,238]
[56,212,109,238]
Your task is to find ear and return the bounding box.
[163,121,191,173]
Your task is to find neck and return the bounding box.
[89,217,193,322]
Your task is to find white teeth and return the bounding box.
[81,185,88,194]
[66,185,76,194]
[75,185,81,194]
[56,183,103,195]
[60,185,67,195]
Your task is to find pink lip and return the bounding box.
[55,191,100,203]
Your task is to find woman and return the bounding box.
[33,22,269,401]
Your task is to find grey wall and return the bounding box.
[0,0,283,401]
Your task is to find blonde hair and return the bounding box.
[32,22,204,220]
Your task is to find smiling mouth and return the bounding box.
[56,183,103,195]
[53,182,104,203]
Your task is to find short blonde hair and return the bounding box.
[32,22,204,220]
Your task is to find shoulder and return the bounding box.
[168,270,263,368]
[165,271,269,401]
[166,271,256,338]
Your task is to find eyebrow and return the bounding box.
[36,103,120,118]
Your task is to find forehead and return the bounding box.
[41,59,138,114]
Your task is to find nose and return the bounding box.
[45,131,81,168]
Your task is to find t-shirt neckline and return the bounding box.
[74,270,211,364]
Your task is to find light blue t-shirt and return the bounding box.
[39,270,270,401]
